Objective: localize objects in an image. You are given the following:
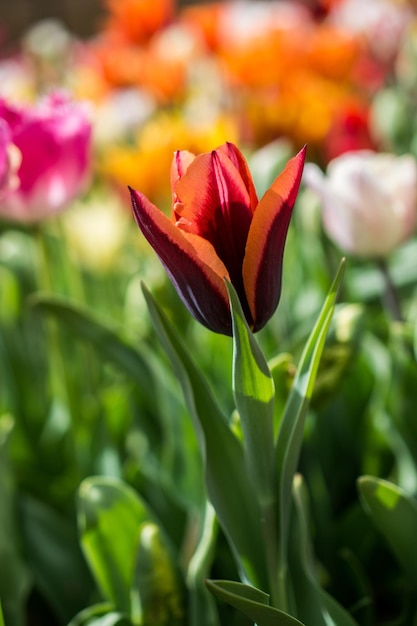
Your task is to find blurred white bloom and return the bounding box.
[93,88,155,147]
[328,0,411,62]
[23,19,73,61]
[304,151,417,258]
[0,57,35,101]
[218,0,311,46]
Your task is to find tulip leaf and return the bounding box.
[206,580,304,625]
[77,476,154,616]
[358,475,417,587]
[142,284,268,590]
[187,503,220,626]
[67,604,131,626]
[227,280,275,504]
[290,475,359,626]
[275,259,345,598]
[133,522,184,626]
[30,293,156,403]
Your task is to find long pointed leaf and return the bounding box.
[143,284,268,589]
[358,475,417,587]
[186,503,220,626]
[275,259,345,603]
[77,476,154,615]
[290,475,359,626]
[227,281,275,504]
[30,294,155,392]
[206,580,304,626]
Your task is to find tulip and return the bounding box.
[303,150,417,258]
[130,142,305,335]
[0,91,92,223]
[0,119,21,199]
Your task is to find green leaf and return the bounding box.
[143,284,268,590]
[133,522,184,626]
[77,476,153,615]
[275,259,345,600]
[0,416,30,626]
[0,597,5,626]
[19,496,93,624]
[186,503,220,626]
[358,475,417,587]
[206,580,304,626]
[30,294,155,403]
[290,475,359,626]
[67,603,126,626]
[227,280,275,503]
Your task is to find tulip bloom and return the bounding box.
[0,91,92,223]
[0,119,21,199]
[130,142,305,335]
[303,150,417,258]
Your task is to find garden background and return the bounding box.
[2,1,417,626]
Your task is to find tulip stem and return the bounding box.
[377,259,403,322]
[35,226,77,428]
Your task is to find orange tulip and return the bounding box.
[130,142,305,335]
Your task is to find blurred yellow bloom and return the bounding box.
[62,187,130,271]
[99,111,239,205]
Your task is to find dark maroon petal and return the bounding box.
[130,187,233,335]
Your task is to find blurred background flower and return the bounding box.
[304,150,417,258]
[0,91,92,222]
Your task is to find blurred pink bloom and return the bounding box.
[0,119,21,199]
[304,151,417,258]
[0,91,92,223]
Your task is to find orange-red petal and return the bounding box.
[243,146,306,331]
[130,187,233,334]
[217,142,259,212]
[170,149,196,211]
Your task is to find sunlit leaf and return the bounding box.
[67,603,127,626]
[77,476,153,615]
[186,503,220,626]
[143,284,268,590]
[275,258,345,600]
[134,522,184,626]
[206,580,304,625]
[30,294,156,405]
[227,280,275,503]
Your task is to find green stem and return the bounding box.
[35,226,75,419]
[377,258,402,322]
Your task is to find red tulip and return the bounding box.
[130,142,305,335]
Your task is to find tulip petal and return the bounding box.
[170,149,196,209]
[243,146,306,331]
[218,142,259,212]
[173,150,253,319]
[130,187,233,334]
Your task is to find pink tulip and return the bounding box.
[0,119,21,199]
[0,92,92,223]
[304,150,417,258]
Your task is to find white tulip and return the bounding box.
[303,151,417,258]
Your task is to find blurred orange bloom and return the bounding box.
[103,0,175,44]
